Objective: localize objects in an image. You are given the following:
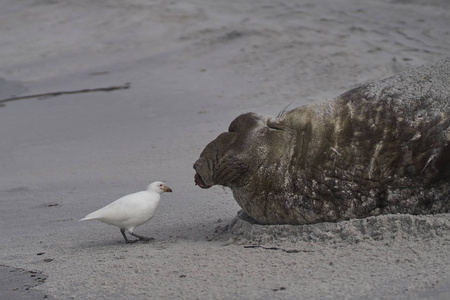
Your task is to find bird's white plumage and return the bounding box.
[79,181,171,235]
[80,190,160,232]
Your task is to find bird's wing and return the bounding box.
[80,191,154,222]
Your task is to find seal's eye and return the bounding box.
[267,120,284,131]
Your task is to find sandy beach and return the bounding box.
[1,0,449,299]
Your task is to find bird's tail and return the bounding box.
[79,211,102,222]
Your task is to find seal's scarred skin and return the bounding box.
[194,58,450,225]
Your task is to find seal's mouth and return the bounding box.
[194,172,212,189]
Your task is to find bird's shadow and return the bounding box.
[76,237,155,249]
[76,218,233,249]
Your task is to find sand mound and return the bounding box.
[228,210,450,244]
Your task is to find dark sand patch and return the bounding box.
[0,265,52,300]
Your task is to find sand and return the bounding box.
[0,0,449,299]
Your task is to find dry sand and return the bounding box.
[0,0,449,299]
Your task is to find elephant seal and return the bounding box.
[194,58,450,225]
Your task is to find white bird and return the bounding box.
[79,181,172,243]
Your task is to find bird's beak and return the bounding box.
[164,185,173,192]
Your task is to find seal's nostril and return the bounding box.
[193,161,201,171]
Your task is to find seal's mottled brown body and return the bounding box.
[194,59,450,225]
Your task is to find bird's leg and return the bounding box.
[120,229,138,244]
[129,231,154,242]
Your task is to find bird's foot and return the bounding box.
[125,239,139,244]
[129,232,154,242]
[121,229,140,244]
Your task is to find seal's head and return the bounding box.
[193,112,291,190]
